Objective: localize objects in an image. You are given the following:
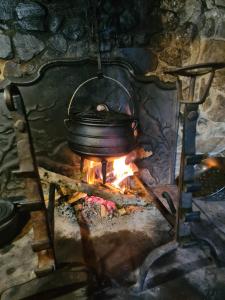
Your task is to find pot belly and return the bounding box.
[67,123,137,158]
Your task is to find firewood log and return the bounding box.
[38,167,153,207]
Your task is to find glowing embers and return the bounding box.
[83,155,138,191]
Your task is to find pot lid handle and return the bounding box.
[67,75,134,117]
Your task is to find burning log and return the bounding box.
[67,192,87,204]
[38,167,151,207]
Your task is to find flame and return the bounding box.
[111,156,137,188]
[84,154,138,191]
[85,160,100,184]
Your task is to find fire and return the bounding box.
[111,156,137,188]
[85,160,101,184]
[84,154,138,191]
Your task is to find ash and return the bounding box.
[56,199,116,228]
[55,194,145,228]
[81,200,114,227]
[56,203,77,223]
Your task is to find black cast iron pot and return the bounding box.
[65,75,138,162]
[66,110,137,161]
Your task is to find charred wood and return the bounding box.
[39,167,150,207]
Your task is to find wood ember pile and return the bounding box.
[56,190,144,226]
[39,167,152,226]
[39,167,154,207]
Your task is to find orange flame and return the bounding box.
[85,160,100,184]
[111,156,137,188]
[84,154,137,191]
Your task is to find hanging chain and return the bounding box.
[92,0,103,78]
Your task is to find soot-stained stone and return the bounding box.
[0,23,9,30]
[13,33,45,61]
[66,40,89,58]
[118,34,133,48]
[115,48,158,73]
[101,0,124,15]
[202,97,212,112]
[205,0,215,9]
[133,33,149,46]
[48,34,67,53]
[160,0,184,12]
[216,20,225,39]
[150,32,173,52]
[16,2,46,19]
[3,61,22,78]
[0,34,12,59]
[207,94,225,122]
[0,0,16,20]
[22,62,37,75]
[179,22,198,43]
[17,17,45,31]
[215,0,225,7]
[62,18,85,41]
[159,46,182,66]
[179,0,202,25]
[99,14,116,38]
[48,15,63,33]
[161,10,179,30]
[201,17,215,38]
[119,10,138,32]
[100,39,113,52]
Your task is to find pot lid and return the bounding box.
[70,110,134,125]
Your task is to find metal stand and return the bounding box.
[3,84,56,277]
[133,62,225,292]
[166,62,225,244]
[101,159,107,185]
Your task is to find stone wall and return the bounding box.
[0,0,225,196]
[0,0,164,78]
[155,0,225,173]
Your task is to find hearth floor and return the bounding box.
[0,198,225,299]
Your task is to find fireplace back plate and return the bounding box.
[1,58,178,186]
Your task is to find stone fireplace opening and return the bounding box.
[0,1,225,299]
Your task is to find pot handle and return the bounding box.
[67,75,134,117]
